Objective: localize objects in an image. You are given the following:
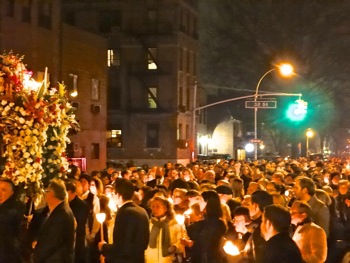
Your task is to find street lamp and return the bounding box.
[254,63,294,160]
[306,128,314,158]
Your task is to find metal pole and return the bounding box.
[254,69,276,160]
[191,82,197,162]
[306,137,309,158]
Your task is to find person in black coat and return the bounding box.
[188,190,227,263]
[99,178,150,263]
[66,180,89,263]
[0,179,24,263]
[260,204,303,263]
[32,179,75,263]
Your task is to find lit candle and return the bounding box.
[175,214,186,258]
[96,213,106,242]
[223,240,240,256]
[44,67,48,87]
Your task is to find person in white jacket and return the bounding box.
[145,196,189,263]
[291,200,327,263]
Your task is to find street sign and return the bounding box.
[245,100,277,109]
[250,139,261,143]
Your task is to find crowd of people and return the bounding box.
[0,156,350,263]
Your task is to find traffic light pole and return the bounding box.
[254,69,276,160]
[193,92,302,160]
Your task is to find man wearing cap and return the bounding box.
[216,184,234,204]
[216,184,234,226]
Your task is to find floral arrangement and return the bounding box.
[0,51,79,195]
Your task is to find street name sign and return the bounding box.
[245,101,277,109]
[250,139,261,143]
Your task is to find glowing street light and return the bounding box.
[306,128,314,158]
[245,143,254,153]
[253,63,295,160]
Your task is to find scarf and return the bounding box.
[149,217,171,257]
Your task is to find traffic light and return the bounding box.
[286,99,307,121]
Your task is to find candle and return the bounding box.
[223,240,240,256]
[96,213,106,242]
[44,67,48,87]
[175,214,186,258]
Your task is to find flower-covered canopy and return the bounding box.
[0,52,79,194]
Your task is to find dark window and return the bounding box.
[91,143,100,159]
[179,86,183,107]
[186,124,190,140]
[178,123,182,139]
[108,83,121,110]
[147,9,158,23]
[99,11,121,33]
[186,86,190,111]
[186,50,191,74]
[146,123,159,148]
[179,48,183,71]
[6,0,14,17]
[64,11,75,26]
[38,1,52,29]
[22,0,32,23]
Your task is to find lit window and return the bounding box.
[148,87,157,108]
[107,130,122,148]
[148,48,157,70]
[107,49,120,67]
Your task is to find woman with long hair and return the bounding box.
[187,190,227,263]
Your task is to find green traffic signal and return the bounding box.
[286,99,307,121]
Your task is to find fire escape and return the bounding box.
[126,18,173,114]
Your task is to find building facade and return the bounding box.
[0,0,108,172]
[63,0,204,166]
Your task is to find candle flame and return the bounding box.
[96,213,106,223]
[223,240,240,256]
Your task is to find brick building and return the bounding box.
[0,0,108,172]
[62,0,206,167]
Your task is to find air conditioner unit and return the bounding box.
[91,104,101,114]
